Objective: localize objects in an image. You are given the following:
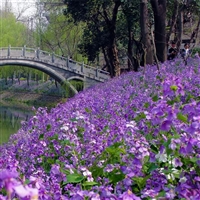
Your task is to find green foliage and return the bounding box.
[65,173,85,184]
[176,112,188,124]
[192,47,200,56]
[69,80,83,92]
[40,12,84,60]
[170,85,178,91]
[0,12,26,46]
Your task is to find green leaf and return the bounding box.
[39,133,44,140]
[133,175,150,190]
[70,118,78,122]
[150,144,158,153]
[85,107,92,113]
[170,85,178,91]
[82,181,98,186]
[60,139,71,146]
[46,124,51,131]
[190,157,197,163]
[24,179,30,185]
[152,95,159,102]
[108,170,125,184]
[157,190,166,197]
[47,158,55,164]
[90,166,104,179]
[177,113,188,123]
[66,174,85,183]
[50,134,59,140]
[144,102,150,108]
[148,163,158,173]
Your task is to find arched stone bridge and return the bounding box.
[0,46,110,94]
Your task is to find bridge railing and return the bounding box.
[0,46,110,81]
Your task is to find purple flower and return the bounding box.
[160,120,172,131]
[1,58,200,199]
[123,177,132,187]
[119,190,141,200]
[172,158,183,167]
[14,184,38,199]
[179,189,200,199]
[0,169,18,180]
[141,189,158,198]
[0,169,19,199]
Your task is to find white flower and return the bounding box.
[83,170,92,177]
[60,125,69,131]
[80,167,87,171]
[179,176,187,183]
[155,152,167,162]
[74,111,85,120]
[32,116,38,120]
[90,140,96,144]
[87,176,94,182]
[126,121,138,129]
[40,141,46,147]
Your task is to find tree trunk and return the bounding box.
[166,0,179,45]
[150,0,167,62]
[11,73,14,84]
[18,72,21,85]
[102,47,110,73]
[103,1,121,77]
[175,8,184,51]
[140,0,154,65]
[27,72,29,87]
[108,42,120,77]
[190,18,200,46]
[127,24,134,71]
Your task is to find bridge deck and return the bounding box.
[0,46,110,82]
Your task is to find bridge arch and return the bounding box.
[0,59,78,94]
[67,76,85,82]
[0,46,110,94]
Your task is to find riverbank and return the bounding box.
[0,91,66,108]
[0,80,67,108]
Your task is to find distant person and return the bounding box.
[180,43,191,65]
[167,41,178,60]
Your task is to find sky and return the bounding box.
[1,0,37,18]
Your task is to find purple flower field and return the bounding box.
[0,57,200,199]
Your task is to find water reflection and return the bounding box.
[0,102,34,144]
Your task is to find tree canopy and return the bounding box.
[0,11,27,46]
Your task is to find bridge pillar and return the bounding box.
[67,56,69,68]
[36,48,40,59]
[22,46,26,57]
[81,62,84,73]
[96,68,98,78]
[8,45,11,57]
[52,53,54,63]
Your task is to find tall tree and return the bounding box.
[64,0,122,77]
[140,0,154,65]
[120,0,142,71]
[166,0,179,46]
[150,0,167,62]
[0,11,27,46]
[34,0,86,61]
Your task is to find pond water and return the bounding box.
[0,102,34,144]
[0,96,63,145]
